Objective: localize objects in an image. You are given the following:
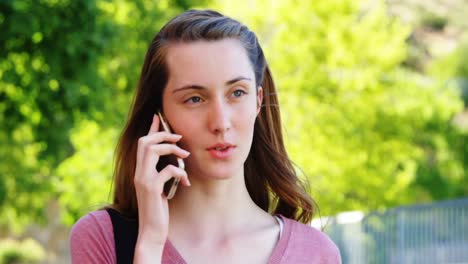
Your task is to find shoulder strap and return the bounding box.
[106,208,139,264]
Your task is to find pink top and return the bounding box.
[70,210,341,263]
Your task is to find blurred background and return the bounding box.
[0,0,467,263]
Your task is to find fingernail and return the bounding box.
[187,178,191,186]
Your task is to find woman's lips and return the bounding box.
[207,146,235,159]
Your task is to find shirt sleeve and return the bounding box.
[69,210,116,264]
[280,217,342,264]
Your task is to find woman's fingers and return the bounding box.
[136,115,190,195]
[138,132,182,149]
[137,132,188,166]
[146,144,190,159]
[134,164,190,194]
[148,114,160,135]
[157,165,191,187]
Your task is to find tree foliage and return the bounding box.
[214,0,466,214]
[0,0,116,232]
[0,0,208,232]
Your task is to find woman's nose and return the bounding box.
[208,99,232,134]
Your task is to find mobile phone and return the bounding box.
[156,111,185,199]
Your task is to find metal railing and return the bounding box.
[320,198,468,264]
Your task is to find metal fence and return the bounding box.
[320,198,468,264]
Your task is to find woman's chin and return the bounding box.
[186,164,243,181]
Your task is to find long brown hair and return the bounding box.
[110,9,315,223]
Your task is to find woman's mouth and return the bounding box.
[207,143,236,159]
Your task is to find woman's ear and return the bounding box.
[256,86,263,115]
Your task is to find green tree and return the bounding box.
[214,0,465,214]
[0,0,209,231]
[0,0,116,232]
[422,38,468,199]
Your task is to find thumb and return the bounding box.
[148,114,160,135]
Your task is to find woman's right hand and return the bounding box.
[133,114,190,262]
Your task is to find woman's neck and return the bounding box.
[167,171,270,241]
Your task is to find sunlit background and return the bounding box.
[0,0,467,263]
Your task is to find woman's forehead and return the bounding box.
[165,39,255,88]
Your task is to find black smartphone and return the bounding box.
[156,111,185,199]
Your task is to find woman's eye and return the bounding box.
[232,89,247,98]
[185,96,203,104]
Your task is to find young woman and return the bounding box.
[70,9,341,264]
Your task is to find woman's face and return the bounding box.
[162,39,263,180]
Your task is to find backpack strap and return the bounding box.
[106,208,139,264]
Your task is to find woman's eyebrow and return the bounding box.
[226,76,252,85]
[172,76,252,94]
[172,84,205,94]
